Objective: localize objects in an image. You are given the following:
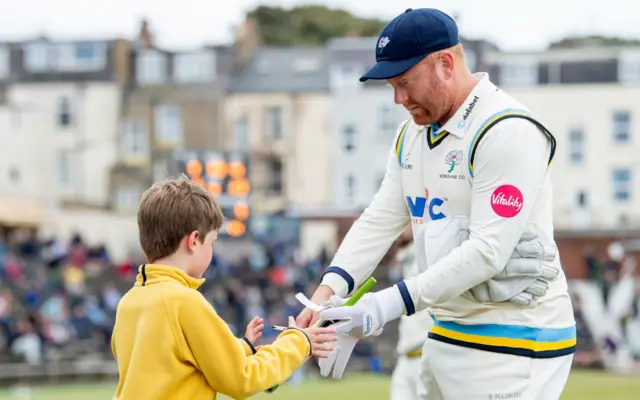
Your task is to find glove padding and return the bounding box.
[423,216,559,306]
[315,294,386,379]
[471,225,558,305]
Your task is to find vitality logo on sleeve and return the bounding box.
[491,184,523,218]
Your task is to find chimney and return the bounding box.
[234,17,260,65]
[138,18,154,49]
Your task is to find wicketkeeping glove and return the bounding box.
[423,216,559,306]
[470,224,559,305]
[314,288,402,379]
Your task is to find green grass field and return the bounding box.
[0,371,638,400]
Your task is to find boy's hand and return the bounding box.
[245,317,264,345]
[296,285,335,328]
[288,316,337,359]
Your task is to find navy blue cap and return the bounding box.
[360,8,459,82]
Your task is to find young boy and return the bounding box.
[111,177,336,400]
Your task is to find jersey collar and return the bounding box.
[438,72,498,139]
[134,264,205,290]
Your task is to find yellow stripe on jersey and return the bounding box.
[395,119,412,165]
[406,346,423,358]
[426,124,450,149]
[428,320,576,359]
[467,108,557,177]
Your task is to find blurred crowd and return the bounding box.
[0,225,638,376]
[571,246,640,372]
[0,227,391,375]
[0,227,134,367]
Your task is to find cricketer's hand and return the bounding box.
[316,288,403,379]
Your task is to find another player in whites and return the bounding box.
[297,8,575,400]
[390,230,431,400]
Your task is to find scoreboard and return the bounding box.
[174,150,251,238]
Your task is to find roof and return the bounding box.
[229,46,329,93]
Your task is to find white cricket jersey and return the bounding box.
[395,241,433,355]
[321,72,576,359]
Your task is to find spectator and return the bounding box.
[10,319,42,366]
[70,304,94,340]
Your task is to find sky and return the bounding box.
[0,0,638,51]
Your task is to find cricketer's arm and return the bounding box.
[319,120,411,298]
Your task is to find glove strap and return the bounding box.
[295,293,331,312]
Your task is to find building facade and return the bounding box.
[226,46,335,257]
[0,37,130,212]
[109,42,236,213]
[484,45,640,231]
[226,46,332,214]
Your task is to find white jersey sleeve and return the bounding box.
[399,118,554,313]
[321,121,411,297]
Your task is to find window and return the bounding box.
[58,150,72,185]
[115,187,141,210]
[24,41,51,71]
[576,190,588,208]
[293,58,320,73]
[234,116,250,151]
[0,46,9,79]
[346,174,355,201]
[8,168,20,184]
[619,51,640,84]
[612,169,631,202]
[342,124,356,152]
[57,97,72,127]
[266,157,283,196]
[154,105,182,144]
[136,50,167,84]
[173,51,215,83]
[378,105,396,138]
[121,119,148,159]
[465,50,477,72]
[57,42,107,71]
[500,57,537,86]
[330,62,362,89]
[568,125,584,163]
[74,42,106,70]
[613,111,630,143]
[266,106,283,139]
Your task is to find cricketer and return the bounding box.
[296,8,575,400]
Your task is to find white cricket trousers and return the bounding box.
[419,338,573,400]
[391,355,427,400]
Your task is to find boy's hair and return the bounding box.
[138,176,224,262]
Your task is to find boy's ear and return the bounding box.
[186,230,200,252]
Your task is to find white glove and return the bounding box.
[317,333,358,379]
[471,225,559,305]
[322,294,387,339]
[423,217,559,306]
[316,288,404,380]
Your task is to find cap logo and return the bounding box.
[378,36,390,53]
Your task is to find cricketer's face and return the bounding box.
[388,56,454,126]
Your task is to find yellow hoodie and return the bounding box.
[111,264,311,400]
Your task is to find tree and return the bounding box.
[549,35,640,49]
[247,5,387,46]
